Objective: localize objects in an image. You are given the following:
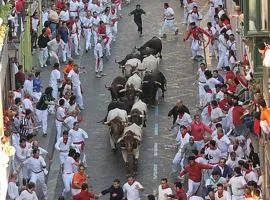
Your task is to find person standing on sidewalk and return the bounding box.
[159,3,179,38]
[35,87,55,136]
[128,4,145,37]
[94,37,105,78]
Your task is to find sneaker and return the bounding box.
[101,73,107,76]
[43,133,47,137]
[75,52,80,56]
[175,29,179,35]
[44,64,47,67]
[190,56,195,60]
[79,106,85,110]
[139,33,143,37]
[96,74,102,78]
[85,49,88,53]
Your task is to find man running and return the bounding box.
[129,4,146,37]
[159,3,179,38]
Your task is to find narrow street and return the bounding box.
[49,0,206,198]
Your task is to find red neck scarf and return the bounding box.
[217,191,223,198]
[63,137,68,144]
[161,183,169,189]
[128,180,135,186]
[217,134,223,140]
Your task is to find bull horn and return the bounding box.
[127,115,131,118]
[117,84,124,88]
[105,84,111,89]
[136,88,142,93]
[142,81,149,84]
[119,89,126,93]
[155,81,162,86]
[139,115,144,117]
[104,121,109,125]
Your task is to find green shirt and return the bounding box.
[36,93,55,110]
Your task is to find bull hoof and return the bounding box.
[143,123,146,127]
[112,148,117,152]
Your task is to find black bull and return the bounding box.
[141,70,167,105]
[116,36,162,66]
[105,76,126,101]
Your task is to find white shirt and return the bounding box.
[213,0,223,8]
[214,190,231,200]
[164,7,175,20]
[228,145,244,159]
[229,175,246,196]
[213,134,231,157]
[216,91,224,101]
[158,185,173,200]
[195,156,208,165]
[92,16,101,31]
[176,132,190,148]
[12,133,20,148]
[18,190,38,200]
[175,113,192,127]
[68,69,80,87]
[82,16,94,28]
[23,156,46,173]
[211,107,224,121]
[218,34,228,53]
[42,11,49,26]
[31,18,39,32]
[15,145,28,164]
[244,170,258,182]
[22,98,34,112]
[205,147,222,164]
[59,10,70,21]
[7,181,19,200]
[64,116,77,129]
[206,77,220,92]
[63,156,76,173]
[198,68,207,83]
[123,181,143,200]
[47,38,64,52]
[56,106,66,121]
[69,0,80,12]
[55,136,71,153]
[23,80,33,96]
[226,158,239,169]
[69,128,88,143]
[49,69,61,86]
[94,42,103,58]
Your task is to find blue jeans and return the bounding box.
[49,22,58,38]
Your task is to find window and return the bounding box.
[244,0,270,36]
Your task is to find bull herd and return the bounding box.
[102,36,167,174]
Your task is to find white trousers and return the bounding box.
[198,83,206,106]
[95,57,104,73]
[187,179,200,197]
[84,29,92,50]
[111,22,118,41]
[217,51,228,69]
[159,19,177,35]
[32,91,42,102]
[0,166,8,200]
[61,42,71,62]
[62,173,74,195]
[36,109,48,134]
[71,34,79,54]
[55,120,63,139]
[30,171,47,198]
[49,51,60,65]
[172,149,183,173]
[104,33,112,56]
[50,84,58,99]
[191,39,203,58]
[59,152,68,165]
[232,195,245,200]
[39,47,48,67]
[92,31,98,45]
[73,85,83,108]
[209,41,218,56]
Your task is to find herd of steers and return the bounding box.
[100,36,167,175]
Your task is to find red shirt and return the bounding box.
[73,190,95,200]
[175,188,187,200]
[227,83,237,93]
[225,71,235,81]
[190,121,212,141]
[232,105,245,125]
[56,1,65,11]
[184,26,211,41]
[98,26,106,35]
[219,98,230,112]
[179,162,213,182]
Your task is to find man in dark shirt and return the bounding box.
[128,4,146,37]
[38,28,50,68]
[99,179,124,200]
